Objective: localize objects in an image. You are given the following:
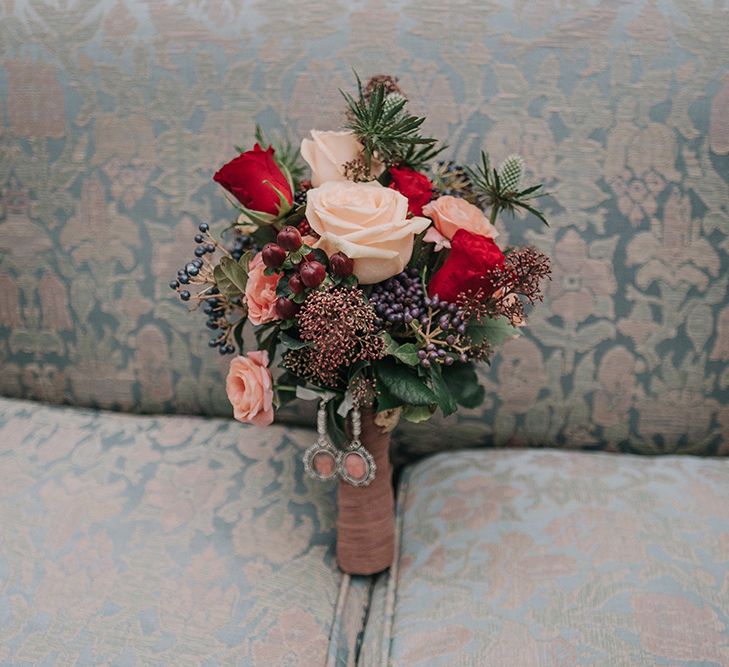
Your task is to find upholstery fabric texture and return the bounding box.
[364,448,729,666]
[0,1,727,454]
[0,397,369,666]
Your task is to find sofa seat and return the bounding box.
[361,449,729,667]
[0,398,369,666]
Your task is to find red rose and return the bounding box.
[388,166,433,216]
[428,229,505,302]
[213,144,293,215]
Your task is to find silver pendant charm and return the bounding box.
[303,400,338,481]
[338,402,376,487]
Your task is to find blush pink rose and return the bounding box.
[423,195,499,241]
[244,252,280,325]
[226,351,274,426]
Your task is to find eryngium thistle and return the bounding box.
[498,154,524,193]
[284,288,385,388]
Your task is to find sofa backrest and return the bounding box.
[1,1,727,454]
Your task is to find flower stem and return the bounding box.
[489,203,500,227]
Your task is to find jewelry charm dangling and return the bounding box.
[303,400,338,481]
[338,401,376,487]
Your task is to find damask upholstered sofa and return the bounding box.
[1,1,728,665]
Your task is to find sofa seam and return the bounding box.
[380,469,408,666]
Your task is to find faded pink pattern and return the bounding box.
[376,448,729,666]
[0,398,359,665]
[143,462,233,532]
[250,609,329,665]
[592,346,636,428]
[548,229,617,325]
[398,625,473,665]
[5,61,65,138]
[631,593,729,664]
[496,337,547,410]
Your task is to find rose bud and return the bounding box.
[288,273,305,294]
[329,252,354,278]
[299,260,326,288]
[261,242,286,269]
[275,296,300,320]
[276,225,303,251]
[213,144,293,215]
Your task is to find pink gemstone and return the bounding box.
[344,452,368,481]
[313,451,335,476]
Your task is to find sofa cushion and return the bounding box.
[0,398,368,665]
[362,449,729,666]
[2,3,727,456]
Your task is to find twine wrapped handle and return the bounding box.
[336,407,395,575]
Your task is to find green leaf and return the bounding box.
[375,380,404,411]
[375,357,437,406]
[392,343,419,366]
[429,364,457,416]
[441,362,486,409]
[232,317,246,352]
[213,263,240,299]
[381,333,420,366]
[402,405,435,423]
[219,256,249,294]
[279,331,311,350]
[468,317,520,347]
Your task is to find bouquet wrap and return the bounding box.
[336,409,395,575]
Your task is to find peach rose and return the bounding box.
[423,195,498,241]
[300,130,383,186]
[244,252,280,325]
[226,351,274,426]
[306,180,430,284]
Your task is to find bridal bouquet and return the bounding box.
[172,74,551,574]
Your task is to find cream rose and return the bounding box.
[306,181,430,284]
[300,130,384,186]
[225,351,274,426]
[423,195,498,241]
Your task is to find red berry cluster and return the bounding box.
[260,226,355,321]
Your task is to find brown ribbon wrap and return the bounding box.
[336,408,396,575]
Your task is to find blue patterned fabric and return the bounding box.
[360,448,729,666]
[0,0,727,454]
[0,397,368,665]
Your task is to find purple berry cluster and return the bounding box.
[370,268,426,329]
[169,223,215,301]
[230,232,255,262]
[369,270,473,368]
[204,290,237,355]
[169,222,243,355]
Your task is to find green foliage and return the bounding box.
[466,151,550,226]
[402,405,435,423]
[429,364,457,416]
[253,125,307,185]
[341,73,438,169]
[213,255,249,299]
[468,317,520,347]
[375,357,437,407]
[441,362,485,409]
[381,332,420,366]
[279,331,311,350]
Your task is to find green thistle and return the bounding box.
[498,154,524,193]
[466,151,549,226]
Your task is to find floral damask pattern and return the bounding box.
[365,449,729,666]
[0,397,367,665]
[0,0,727,454]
